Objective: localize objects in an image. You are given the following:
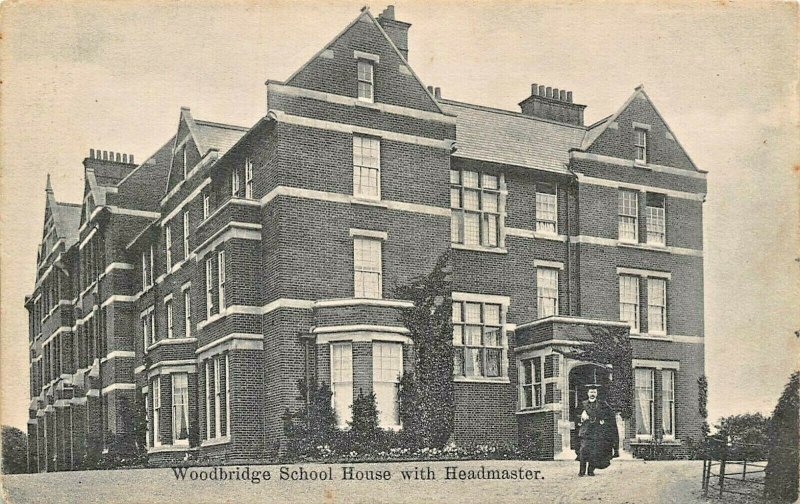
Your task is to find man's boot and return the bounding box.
[578,460,586,476]
[587,463,595,476]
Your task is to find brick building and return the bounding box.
[24,6,706,470]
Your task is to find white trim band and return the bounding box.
[534,260,565,270]
[632,359,680,370]
[616,267,672,279]
[452,292,511,307]
[102,383,136,395]
[349,228,388,240]
[571,151,707,179]
[576,173,705,201]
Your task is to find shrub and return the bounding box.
[715,413,770,461]
[2,425,28,474]
[765,372,799,502]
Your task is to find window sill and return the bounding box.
[354,100,381,110]
[201,436,231,447]
[147,444,197,454]
[617,241,670,253]
[515,406,557,415]
[453,376,510,384]
[534,232,567,242]
[629,333,672,342]
[146,337,197,352]
[451,243,508,254]
[633,161,651,170]
[351,197,388,208]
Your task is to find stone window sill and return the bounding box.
[451,243,508,255]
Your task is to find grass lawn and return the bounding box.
[2,459,753,504]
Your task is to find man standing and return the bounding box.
[577,383,618,476]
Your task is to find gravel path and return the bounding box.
[2,460,722,504]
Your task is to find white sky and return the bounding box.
[1,0,798,431]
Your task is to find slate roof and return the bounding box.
[114,135,176,212]
[52,202,81,247]
[195,120,248,156]
[439,100,586,174]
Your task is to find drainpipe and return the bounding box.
[564,160,579,316]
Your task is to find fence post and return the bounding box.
[742,460,747,481]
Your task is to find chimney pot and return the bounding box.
[381,5,396,20]
[116,152,121,162]
[89,148,95,159]
[122,154,127,163]
[538,85,545,96]
[559,90,567,101]
[546,87,552,98]
[531,83,538,96]
[130,154,134,164]
[102,151,108,160]
[427,86,434,94]
[434,87,441,99]
[553,88,560,100]
[567,91,573,103]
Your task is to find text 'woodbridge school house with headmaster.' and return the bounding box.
[24,5,707,471]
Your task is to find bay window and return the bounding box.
[331,342,353,428]
[519,356,542,409]
[662,369,675,439]
[373,342,402,428]
[171,373,189,445]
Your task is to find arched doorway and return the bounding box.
[568,363,611,453]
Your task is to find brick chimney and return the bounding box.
[377,5,411,61]
[519,83,587,126]
[83,148,136,186]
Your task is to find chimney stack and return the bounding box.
[434,87,441,99]
[377,5,411,61]
[519,81,587,126]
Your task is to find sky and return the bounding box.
[1,0,798,431]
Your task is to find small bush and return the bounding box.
[765,372,799,502]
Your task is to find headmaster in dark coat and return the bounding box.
[577,384,619,476]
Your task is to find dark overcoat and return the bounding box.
[577,399,617,469]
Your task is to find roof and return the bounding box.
[51,201,81,247]
[194,120,248,155]
[439,100,586,174]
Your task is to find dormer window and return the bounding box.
[634,128,648,164]
[357,60,374,102]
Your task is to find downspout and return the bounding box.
[564,157,580,317]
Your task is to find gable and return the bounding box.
[585,89,699,172]
[285,11,441,114]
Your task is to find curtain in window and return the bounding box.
[331,343,353,428]
[537,268,559,318]
[373,342,402,428]
[172,373,189,442]
[662,369,675,436]
[634,368,653,436]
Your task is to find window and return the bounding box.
[214,358,222,438]
[450,169,502,248]
[217,250,226,310]
[452,301,505,378]
[204,361,211,440]
[536,268,559,319]
[165,224,172,269]
[331,342,353,428]
[619,275,640,332]
[245,158,254,199]
[618,190,639,242]
[647,278,667,334]
[152,377,161,446]
[145,392,151,448]
[231,169,240,197]
[183,211,190,258]
[205,257,214,318]
[353,237,381,299]
[203,191,210,220]
[357,60,373,102]
[142,246,153,289]
[519,356,542,409]
[183,288,191,338]
[182,146,188,177]
[373,342,402,428]
[141,308,155,350]
[634,368,654,438]
[634,128,648,163]
[165,300,174,339]
[172,373,189,445]
[535,184,557,234]
[662,369,675,438]
[646,193,666,245]
[225,354,231,436]
[353,136,380,199]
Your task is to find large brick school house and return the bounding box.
[24,6,706,471]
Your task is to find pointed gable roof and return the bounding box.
[165,108,248,192]
[283,8,444,114]
[581,85,702,172]
[43,175,81,248]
